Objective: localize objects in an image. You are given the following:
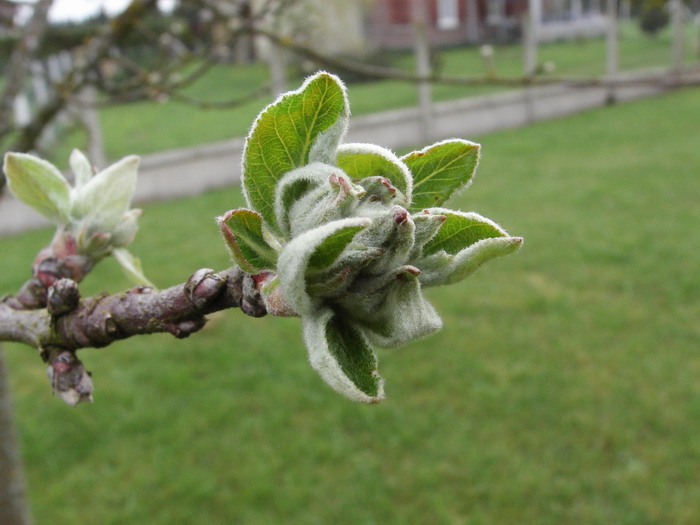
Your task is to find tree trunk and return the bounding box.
[0,349,33,525]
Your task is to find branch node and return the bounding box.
[185,268,225,308]
[47,278,81,316]
[46,349,94,406]
[241,273,267,317]
[165,317,207,338]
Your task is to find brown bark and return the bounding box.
[0,267,268,352]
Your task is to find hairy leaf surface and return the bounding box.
[3,153,71,223]
[403,139,480,211]
[219,209,277,273]
[242,72,349,232]
[304,308,384,403]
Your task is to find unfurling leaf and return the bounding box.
[280,165,362,238]
[421,208,509,257]
[242,72,349,232]
[416,209,522,286]
[274,163,330,238]
[355,268,443,348]
[303,308,384,403]
[410,210,447,258]
[69,149,93,188]
[113,248,156,288]
[110,209,142,248]
[403,139,480,211]
[357,206,415,274]
[277,218,370,315]
[337,143,412,204]
[71,155,139,232]
[419,236,523,287]
[3,152,71,223]
[219,209,277,274]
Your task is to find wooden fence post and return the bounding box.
[524,0,541,77]
[606,0,619,103]
[413,0,432,143]
[670,0,684,70]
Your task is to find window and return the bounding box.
[437,0,460,30]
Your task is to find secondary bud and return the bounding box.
[47,351,94,406]
[47,278,80,316]
[185,268,224,308]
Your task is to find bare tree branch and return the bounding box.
[254,27,700,90]
[0,266,268,352]
[0,0,54,190]
[5,0,161,153]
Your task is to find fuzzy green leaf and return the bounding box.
[110,209,142,248]
[307,224,366,273]
[402,139,480,212]
[71,155,139,232]
[419,236,523,287]
[275,163,360,239]
[337,143,412,203]
[242,72,349,232]
[356,268,443,348]
[274,164,328,238]
[3,152,71,223]
[219,208,277,273]
[303,308,384,403]
[69,149,93,188]
[277,218,370,315]
[357,206,415,274]
[421,209,508,256]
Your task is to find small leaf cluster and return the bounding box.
[220,72,523,403]
[3,150,151,286]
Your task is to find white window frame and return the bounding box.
[437,0,460,30]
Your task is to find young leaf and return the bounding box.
[242,72,349,232]
[402,139,480,212]
[419,236,523,287]
[277,218,370,315]
[3,152,71,223]
[288,173,362,238]
[274,163,360,239]
[303,308,384,403]
[421,208,509,257]
[410,210,447,258]
[71,155,139,232]
[219,209,277,274]
[336,143,412,204]
[69,149,93,188]
[357,206,415,275]
[355,268,443,348]
[113,248,156,288]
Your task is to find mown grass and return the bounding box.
[48,20,700,167]
[2,84,700,524]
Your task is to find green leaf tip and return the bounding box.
[242,71,350,233]
[337,143,412,204]
[3,152,71,223]
[403,139,480,212]
[219,208,277,274]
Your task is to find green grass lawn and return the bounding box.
[2,85,700,524]
[48,20,700,167]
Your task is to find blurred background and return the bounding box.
[1,0,699,523]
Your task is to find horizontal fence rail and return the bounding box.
[1,68,696,237]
